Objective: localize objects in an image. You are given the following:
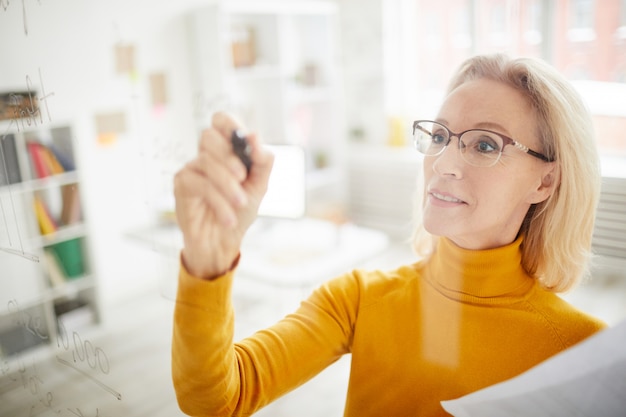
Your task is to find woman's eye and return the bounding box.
[477,141,497,152]
[472,135,501,154]
[432,133,447,145]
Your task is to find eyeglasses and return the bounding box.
[412,120,553,167]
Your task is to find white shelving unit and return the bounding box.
[0,121,99,361]
[187,0,345,214]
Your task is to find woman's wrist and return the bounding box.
[181,249,240,281]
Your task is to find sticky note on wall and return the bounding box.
[94,111,127,145]
[149,72,168,107]
[115,44,136,74]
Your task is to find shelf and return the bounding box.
[188,0,343,169]
[34,223,88,247]
[1,171,79,194]
[45,275,96,302]
[25,171,79,191]
[1,274,94,312]
[0,122,99,361]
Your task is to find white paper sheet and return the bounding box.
[441,319,626,417]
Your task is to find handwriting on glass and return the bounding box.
[3,299,122,416]
[3,68,55,134]
[0,0,43,36]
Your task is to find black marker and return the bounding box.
[230,129,252,175]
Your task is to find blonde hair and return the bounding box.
[412,54,601,292]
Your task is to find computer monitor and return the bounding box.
[257,144,306,219]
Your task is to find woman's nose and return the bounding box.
[431,136,465,178]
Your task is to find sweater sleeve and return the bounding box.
[171,258,359,416]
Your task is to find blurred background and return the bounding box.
[1,1,625,416]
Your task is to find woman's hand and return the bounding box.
[173,112,274,279]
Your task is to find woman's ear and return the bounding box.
[529,162,559,204]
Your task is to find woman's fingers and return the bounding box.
[211,111,244,143]
[188,154,248,209]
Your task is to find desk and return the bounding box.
[127,217,390,289]
[239,218,390,287]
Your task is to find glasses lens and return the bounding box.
[460,130,504,166]
[414,121,448,155]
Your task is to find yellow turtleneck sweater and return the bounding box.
[172,236,606,416]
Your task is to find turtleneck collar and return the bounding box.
[423,235,535,300]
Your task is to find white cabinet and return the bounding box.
[0,122,99,361]
[187,0,345,213]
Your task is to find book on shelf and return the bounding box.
[33,194,58,235]
[40,146,65,175]
[48,238,85,279]
[0,133,22,186]
[32,183,83,241]
[60,184,81,225]
[55,298,95,331]
[49,143,75,171]
[26,141,74,179]
[43,248,68,287]
[0,324,48,357]
[27,141,51,178]
[33,189,82,234]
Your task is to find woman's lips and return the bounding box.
[428,190,466,206]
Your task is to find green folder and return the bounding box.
[49,238,84,279]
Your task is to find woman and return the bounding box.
[171,54,606,416]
